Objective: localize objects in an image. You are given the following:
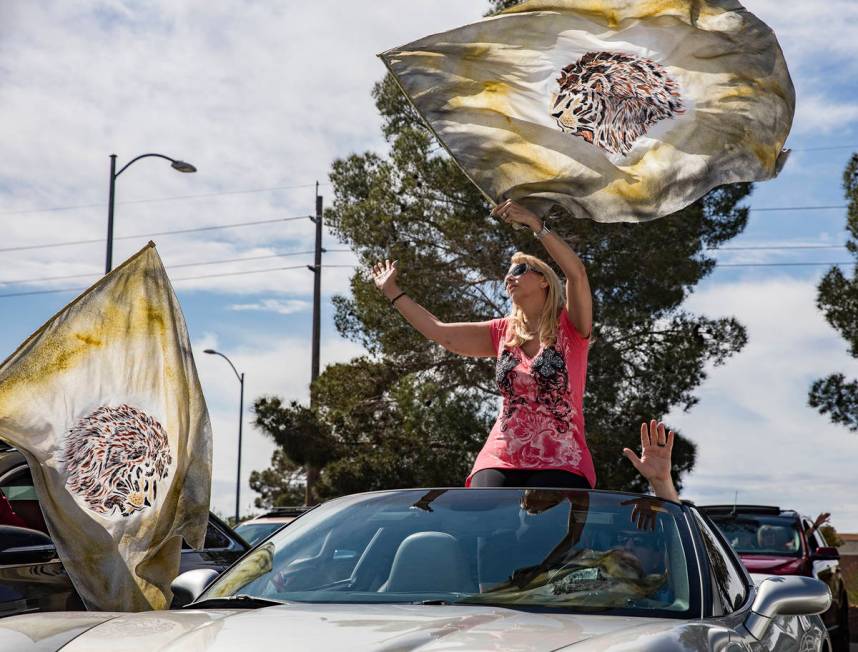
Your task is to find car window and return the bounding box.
[0,467,48,533]
[235,522,286,546]
[204,522,233,549]
[202,490,700,618]
[708,513,801,557]
[694,513,747,616]
[803,520,820,551]
[181,521,235,551]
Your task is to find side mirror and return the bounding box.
[812,546,840,561]
[171,568,219,608]
[745,576,831,640]
[0,525,56,565]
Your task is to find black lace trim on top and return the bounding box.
[495,342,573,434]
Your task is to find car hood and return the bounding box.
[0,603,689,652]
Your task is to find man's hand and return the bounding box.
[621,497,668,531]
[808,512,831,536]
[623,420,679,502]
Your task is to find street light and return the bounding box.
[106,153,197,274]
[204,348,244,524]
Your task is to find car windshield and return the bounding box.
[235,522,287,546]
[708,514,801,557]
[202,489,698,617]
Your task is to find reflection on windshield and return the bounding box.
[212,542,274,596]
[203,489,695,617]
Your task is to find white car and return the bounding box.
[0,488,832,651]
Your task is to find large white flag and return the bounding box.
[380,0,795,222]
[0,243,212,611]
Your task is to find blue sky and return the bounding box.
[1,1,858,528]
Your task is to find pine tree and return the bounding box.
[809,153,858,431]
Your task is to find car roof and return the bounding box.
[240,506,310,524]
[699,504,800,519]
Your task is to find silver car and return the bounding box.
[0,488,832,651]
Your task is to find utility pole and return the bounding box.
[311,183,323,386]
[304,182,323,506]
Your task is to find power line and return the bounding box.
[748,205,846,212]
[0,249,353,286]
[0,258,854,300]
[2,202,851,256]
[0,182,331,216]
[716,261,855,268]
[0,215,313,253]
[0,263,355,300]
[791,144,858,152]
[715,244,847,251]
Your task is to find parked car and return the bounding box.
[0,488,833,651]
[234,506,310,546]
[701,504,849,651]
[0,443,248,617]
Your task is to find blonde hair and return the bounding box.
[504,252,565,349]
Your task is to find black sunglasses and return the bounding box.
[506,262,542,278]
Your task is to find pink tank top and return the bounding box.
[466,307,596,488]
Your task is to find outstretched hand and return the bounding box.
[371,259,400,299]
[623,420,679,502]
[810,512,831,533]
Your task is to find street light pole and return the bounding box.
[204,349,244,524]
[236,371,244,524]
[106,155,117,274]
[106,153,197,274]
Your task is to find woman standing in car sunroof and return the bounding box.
[372,198,595,489]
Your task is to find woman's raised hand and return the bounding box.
[491,199,542,232]
[371,259,400,299]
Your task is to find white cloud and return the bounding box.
[229,298,311,316]
[794,95,858,136]
[666,276,858,530]
[742,0,858,65]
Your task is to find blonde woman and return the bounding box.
[371,199,595,489]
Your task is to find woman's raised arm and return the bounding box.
[372,260,496,358]
[492,200,593,338]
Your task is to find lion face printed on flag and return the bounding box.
[63,404,173,518]
[551,52,685,157]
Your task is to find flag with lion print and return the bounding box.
[0,243,212,611]
[380,0,795,223]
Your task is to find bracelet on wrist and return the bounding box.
[390,291,407,306]
[533,222,551,240]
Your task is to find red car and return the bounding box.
[701,504,849,652]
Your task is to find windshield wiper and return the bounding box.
[186,594,286,610]
[412,599,455,605]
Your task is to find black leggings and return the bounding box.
[470,468,591,489]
